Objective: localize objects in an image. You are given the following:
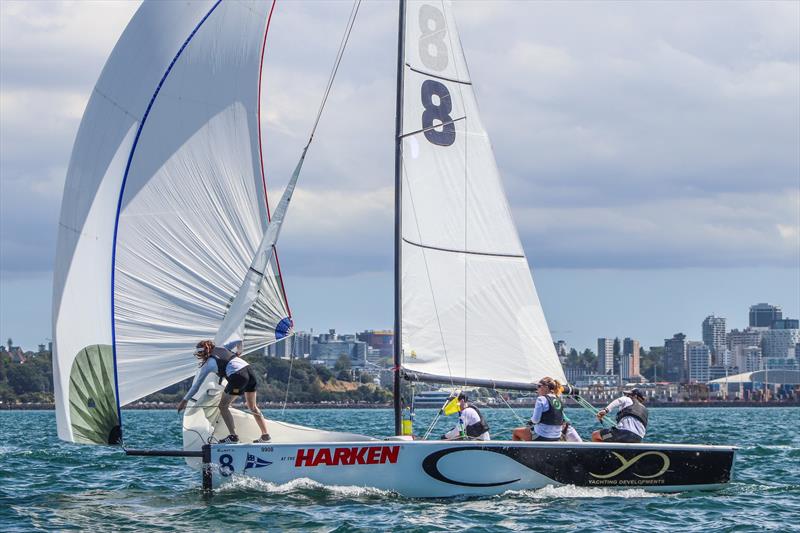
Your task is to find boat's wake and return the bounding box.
[504,484,662,500]
[216,475,395,498]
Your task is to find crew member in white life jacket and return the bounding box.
[592,388,648,443]
[177,340,270,444]
[441,392,490,441]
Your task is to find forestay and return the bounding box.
[52,0,288,445]
[399,0,565,387]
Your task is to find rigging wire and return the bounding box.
[304,0,362,150]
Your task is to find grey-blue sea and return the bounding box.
[2,407,798,532]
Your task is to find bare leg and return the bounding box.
[218,393,237,436]
[512,427,532,441]
[591,430,603,442]
[245,391,268,436]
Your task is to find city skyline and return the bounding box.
[1,2,798,353]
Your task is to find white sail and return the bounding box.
[52,0,287,445]
[400,0,565,386]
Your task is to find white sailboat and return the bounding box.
[53,0,736,497]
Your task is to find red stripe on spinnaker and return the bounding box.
[257,0,292,318]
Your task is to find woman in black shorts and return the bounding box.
[178,340,270,443]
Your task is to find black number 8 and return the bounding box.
[219,453,234,477]
[421,80,455,147]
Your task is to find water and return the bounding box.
[2,407,799,532]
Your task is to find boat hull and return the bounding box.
[206,440,736,497]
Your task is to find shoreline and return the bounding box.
[2,400,799,411]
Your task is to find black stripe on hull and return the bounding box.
[422,445,735,489]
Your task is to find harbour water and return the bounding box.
[2,407,798,531]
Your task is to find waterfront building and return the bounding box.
[597,338,614,375]
[750,303,782,328]
[687,342,710,383]
[356,330,394,359]
[762,328,800,359]
[564,366,587,384]
[664,333,687,383]
[763,357,799,371]
[554,340,568,360]
[708,365,739,381]
[732,345,762,373]
[267,337,292,358]
[702,315,727,362]
[311,333,368,369]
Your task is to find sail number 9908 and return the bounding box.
[418,4,454,147]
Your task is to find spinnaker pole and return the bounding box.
[393,0,407,436]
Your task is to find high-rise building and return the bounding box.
[749,303,782,328]
[702,315,726,362]
[761,328,800,359]
[733,345,762,373]
[687,342,711,383]
[771,318,799,330]
[267,337,292,358]
[622,337,640,379]
[293,331,313,357]
[554,340,568,359]
[727,328,763,352]
[597,338,614,375]
[311,333,368,369]
[664,333,687,383]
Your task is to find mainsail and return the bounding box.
[399,0,565,387]
[52,0,287,445]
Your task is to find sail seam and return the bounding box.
[405,63,471,86]
[402,238,525,258]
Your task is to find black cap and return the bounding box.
[623,388,644,400]
[457,392,468,401]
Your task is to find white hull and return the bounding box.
[202,439,735,497]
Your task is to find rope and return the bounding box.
[492,388,526,426]
[281,350,295,416]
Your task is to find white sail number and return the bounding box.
[419,4,454,147]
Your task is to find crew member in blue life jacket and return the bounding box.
[512,376,564,441]
[592,388,648,443]
[177,340,270,444]
[441,392,490,440]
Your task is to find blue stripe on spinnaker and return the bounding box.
[109,0,223,435]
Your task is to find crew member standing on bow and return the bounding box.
[592,388,648,443]
[441,392,490,440]
[512,376,564,441]
[177,340,270,444]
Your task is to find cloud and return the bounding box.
[0,0,798,281]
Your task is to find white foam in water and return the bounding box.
[217,475,393,498]
[505,484,662,500]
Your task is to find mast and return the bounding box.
[393,0,406,436]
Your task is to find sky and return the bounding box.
[1,0,798,353]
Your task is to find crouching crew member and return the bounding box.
[442,392,490,440]
[177,340,271,444]
[592,388,648,443]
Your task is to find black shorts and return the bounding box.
[598,427,642,443]
[224,366,257,395]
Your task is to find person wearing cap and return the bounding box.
[441,392,490,440]
[177,339,271,444]
[592,388,648,443]
[512,376,564,441]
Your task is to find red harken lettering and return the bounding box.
[295,446,400,467]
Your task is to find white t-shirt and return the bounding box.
[605,396,646,438]
[445,406,490,440]
[183,356,249,401]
